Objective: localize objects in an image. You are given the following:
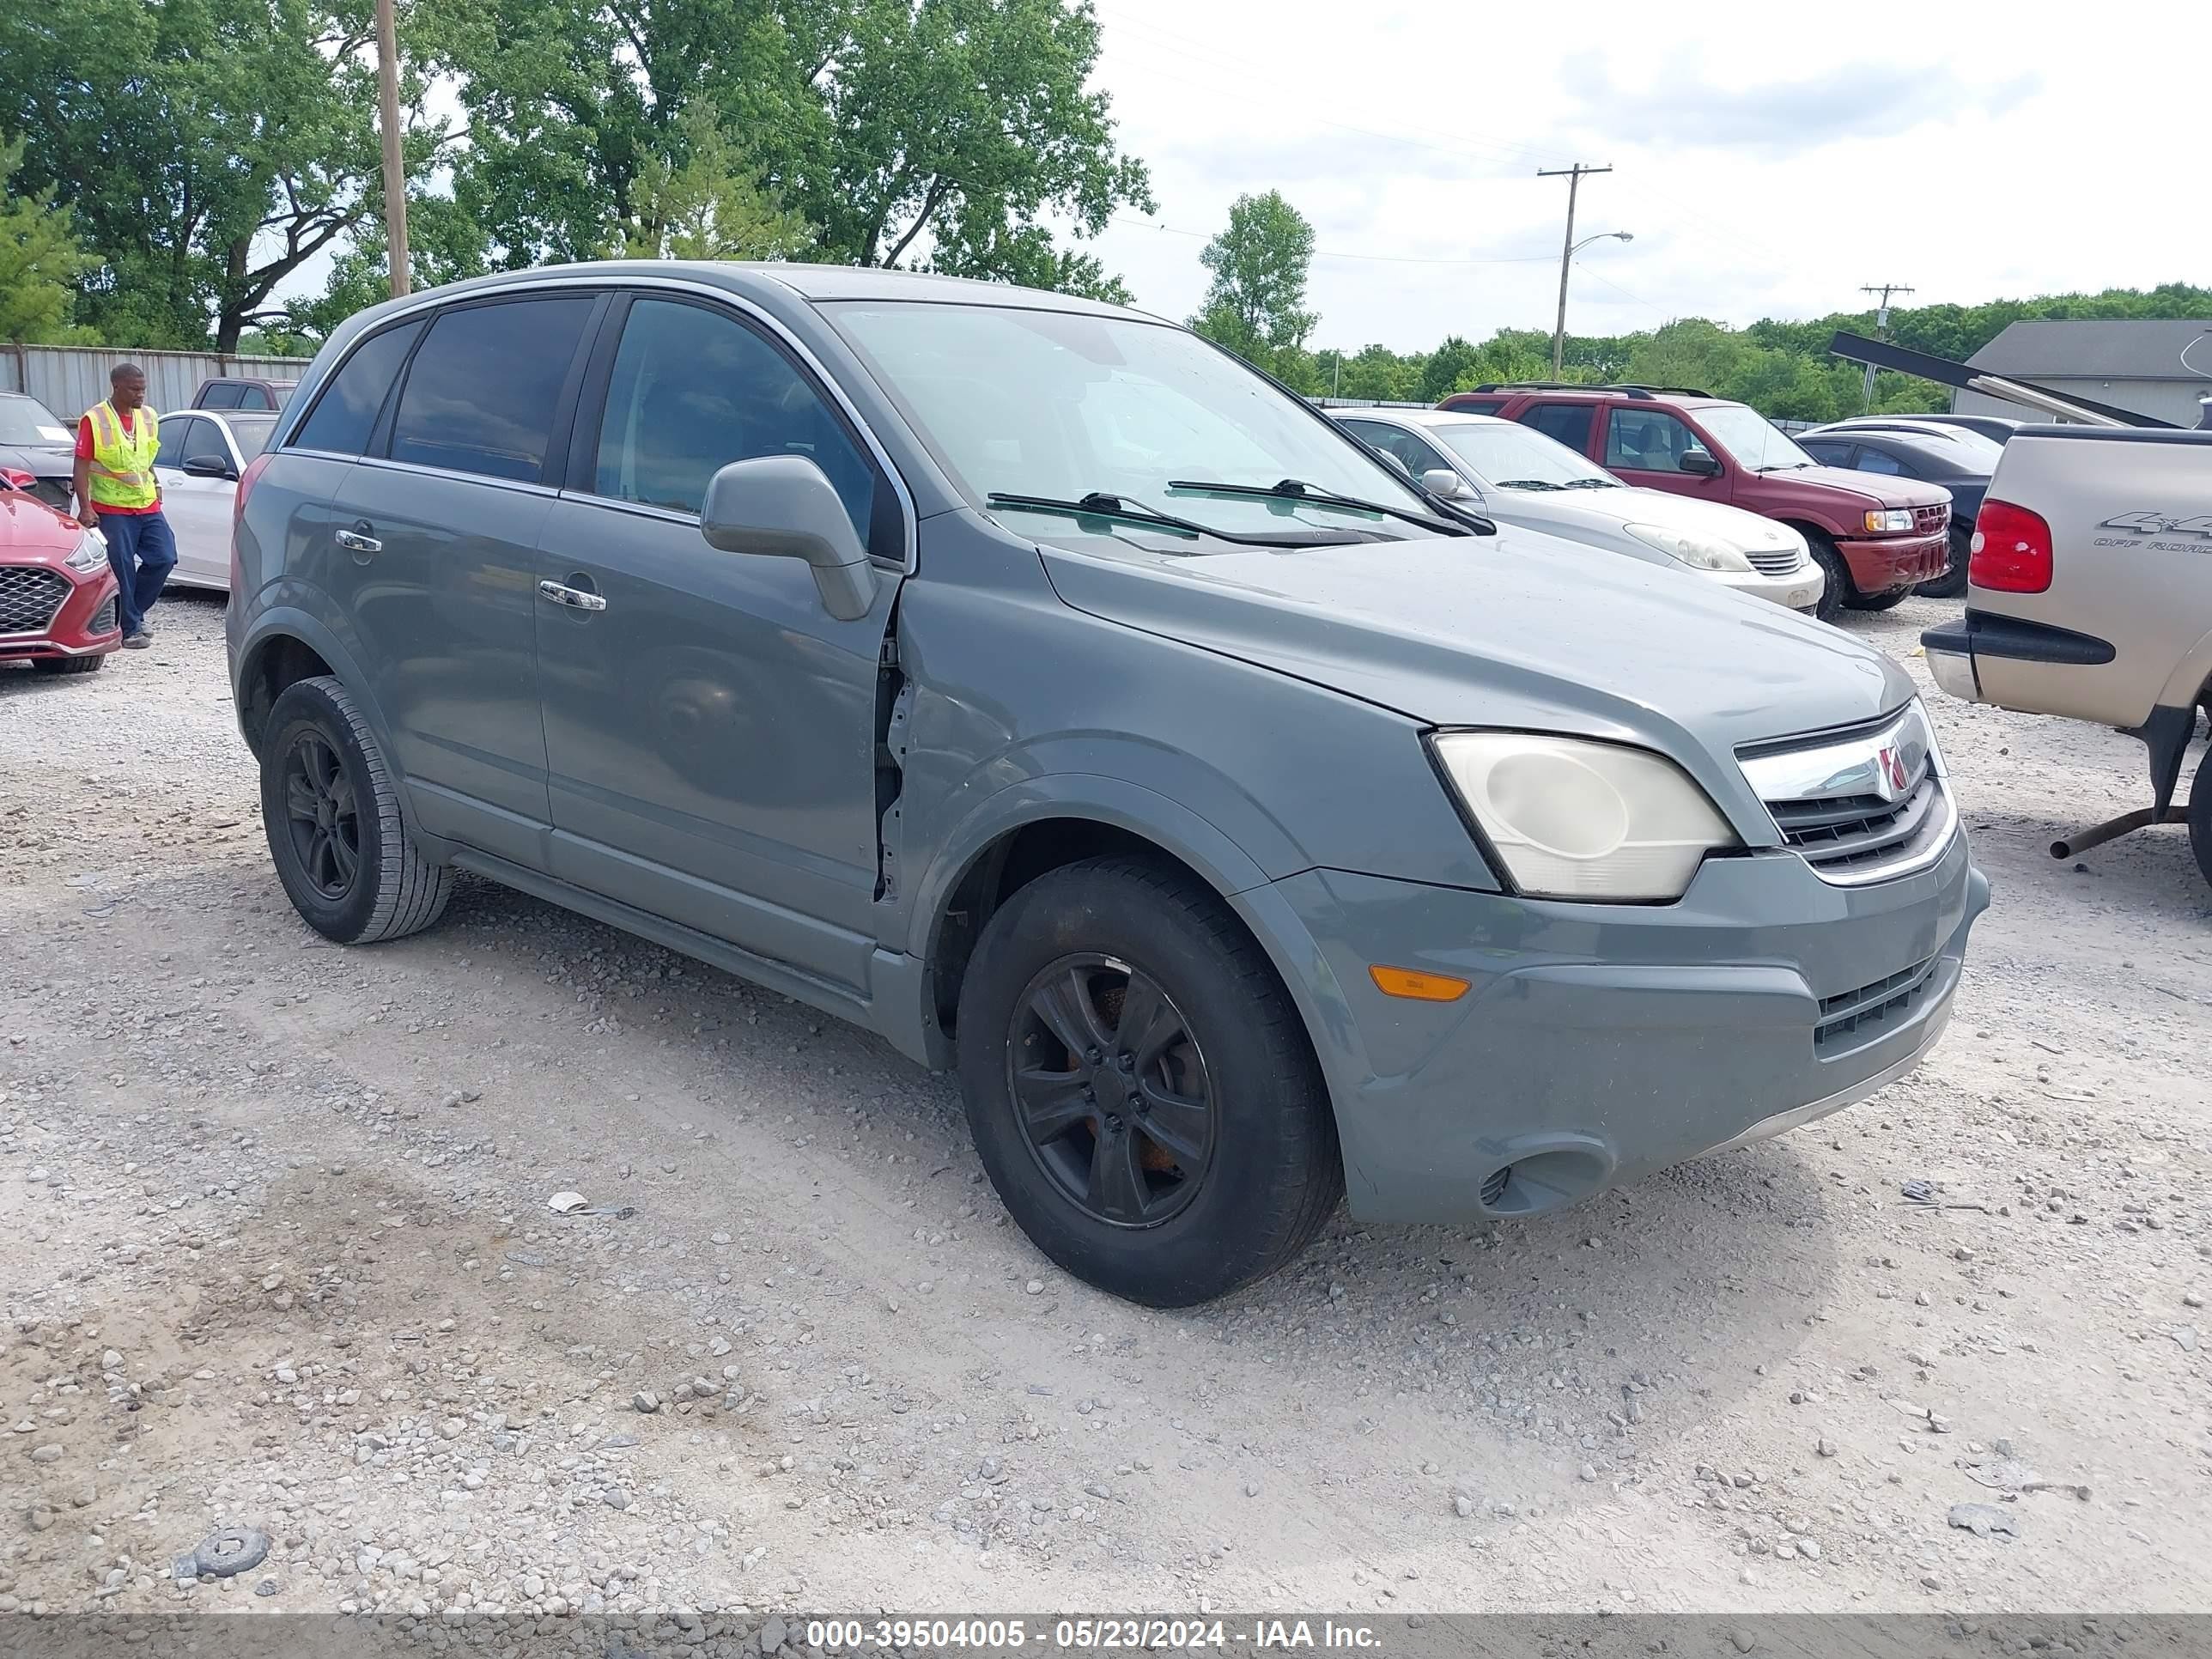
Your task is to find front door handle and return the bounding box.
[336,527,381,554]
[537,579,607,612]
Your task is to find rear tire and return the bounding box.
[1917,525,1972,599]
[2190,757,2212,891]
[955,855,1342,1306]
[1805,532,1851,623]
[260,675,453,945]
[30,653,104,675]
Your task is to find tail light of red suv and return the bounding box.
[1968,499,2053,592]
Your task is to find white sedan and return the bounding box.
[1336,409,1825,615]
[150,409,276,592]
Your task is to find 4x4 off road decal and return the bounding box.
[2099,511,2212,537]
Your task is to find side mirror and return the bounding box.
[700,455,877,621]
[1677,449,1722,477]
[1421,466,1480,502]
[183,454,236,480]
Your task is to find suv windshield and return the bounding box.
[0,395,71,447]
[827,303,1443,542]
[1431,421,1616,489]
[1698,404,1815,472]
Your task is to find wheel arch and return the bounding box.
[233,608,369,759]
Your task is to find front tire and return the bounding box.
[260,675,453,945]
[1805,532,1851,623]
[31,653,104,675]
[1917,524,1972,599]
[955,856,1342,1306]
[1847,585,1911,612]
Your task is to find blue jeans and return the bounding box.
[100,510,178,638]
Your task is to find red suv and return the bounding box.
[1439,384,1949,621]
[0,472,123,675]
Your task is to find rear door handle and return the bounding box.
[336,527,381,554]
[537,579,607,612]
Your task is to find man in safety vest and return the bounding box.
[72,362,176,649]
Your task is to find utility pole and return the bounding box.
[1859,283,1914,410]
[1540,163,1611,377]
[374,0,410,298]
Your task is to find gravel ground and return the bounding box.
[2,589,2208,1625]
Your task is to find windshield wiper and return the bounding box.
[1492,478,1564,492]
[1166,477,1482,535]
[1559,477,1618,489]
[986,490,1367,548]
[1755,462,1812,472]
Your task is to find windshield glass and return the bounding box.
[1698,404,1815,471]
[227,416,276,461]
[827,302,1442,541]
[1431,421,1615,488]
[0,395,71,447]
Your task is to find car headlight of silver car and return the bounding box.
[1431,732,1739,902]
[1622,523,1754,573]
[65,528,108,572]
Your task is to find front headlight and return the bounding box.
[65,529,108,572]
[1863,508,1914,534]
[1622,523,1753,573]
[1431,732,1740,902]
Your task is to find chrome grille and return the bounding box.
[1815,955,1938,1054]
[1739,703,1958,886]
[0,565,69,635]
[1745,545,1806,576]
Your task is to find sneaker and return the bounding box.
[121,633,150,650]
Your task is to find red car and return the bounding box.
[1437,383,1950,621]
[0,471,123,675]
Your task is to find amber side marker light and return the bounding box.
[1368,965,1472,1002]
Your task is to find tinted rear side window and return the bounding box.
[200,383,242,408]
[295,320,426,456]
[391,298,595,483]
[1520,402,1595,453]
[1446,398,1505,415]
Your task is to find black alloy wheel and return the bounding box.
[1008,954,1216,1227]
[281,730,362,901]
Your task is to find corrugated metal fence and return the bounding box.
[0,344,304,421]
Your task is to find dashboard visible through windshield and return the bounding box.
[827,301,1453,548]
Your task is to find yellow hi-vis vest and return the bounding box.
[84,400,161,510]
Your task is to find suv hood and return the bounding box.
[1035,520,1914,817]
[1784,464,1950,511]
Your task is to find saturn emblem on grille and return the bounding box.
[1875,744,1911,799]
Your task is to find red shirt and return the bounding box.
[76,409,160,514]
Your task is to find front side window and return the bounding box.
[1519,402,1595,453]
[389,298,596,483]
[1799,439,1850,466]
[1851,447,1909,476]
[827,302,1443,546]
[182,420,230,469]
[1604,408,1715,473]
[590,298,877,543]
[1343,421,1449,482]
[295,319,426,456]
[153,415,200,469]
[200,383,242,409]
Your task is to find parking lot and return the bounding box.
[2,590,2207,1619]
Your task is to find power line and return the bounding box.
[1109,216,1558,267]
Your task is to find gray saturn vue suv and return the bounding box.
[228,262,1989,1305]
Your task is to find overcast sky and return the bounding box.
[1080,0,2211,351]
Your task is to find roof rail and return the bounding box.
[1460,381,1713,399]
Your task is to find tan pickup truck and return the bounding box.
[1921,425,2212,887]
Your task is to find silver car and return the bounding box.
[1340,409,1825,613]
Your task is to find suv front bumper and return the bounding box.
[1255,830,1986,1224]
[1837,530,1948,594]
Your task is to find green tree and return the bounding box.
[1191,190,1317,378]
[0,137,92,342]
[4,0,455,350]
[617,104,813,261]
[422,0,1146,296]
